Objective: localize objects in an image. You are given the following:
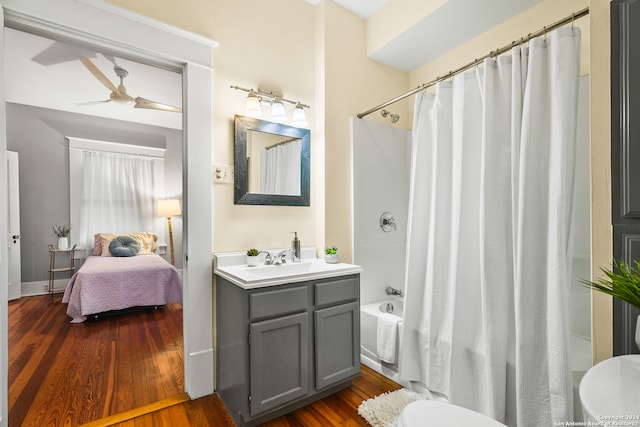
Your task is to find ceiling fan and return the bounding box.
[78,56,182,113]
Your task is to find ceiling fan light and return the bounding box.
[271,101,287,123]
[246,91,262,117]
[292,104,308,127]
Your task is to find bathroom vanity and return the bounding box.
[214,250,362,426]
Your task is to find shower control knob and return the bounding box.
[380,212,397,232]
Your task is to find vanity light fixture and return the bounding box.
[231,85,310,127]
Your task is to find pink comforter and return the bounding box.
[62,254,183,323]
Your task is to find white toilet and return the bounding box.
[579,354,640,424]
[398,400,507,427]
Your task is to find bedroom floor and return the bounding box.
[8,294,184,426]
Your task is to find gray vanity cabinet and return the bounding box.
[215,273,360,426]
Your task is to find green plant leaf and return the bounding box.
[581,260,640,310]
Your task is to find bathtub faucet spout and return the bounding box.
[385,286,403,297]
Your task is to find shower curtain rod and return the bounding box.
[357,6,589,119]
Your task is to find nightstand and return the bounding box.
[48,244,78,299]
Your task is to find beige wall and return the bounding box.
[105,0,216,40]
[107,0,320,254]
[208,0,319,254]
[589,0,613,364]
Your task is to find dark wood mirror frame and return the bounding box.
[234,115,310,206]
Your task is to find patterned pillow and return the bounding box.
[96,232,158,256]
[108,235,141,257]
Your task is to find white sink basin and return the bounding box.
[214,253,362,289]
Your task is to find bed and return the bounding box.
[62,233,183,323]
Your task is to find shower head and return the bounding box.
[381,109,400,124]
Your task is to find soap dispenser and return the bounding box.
[291,232,301,262]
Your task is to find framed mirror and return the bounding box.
[234,115,310,206]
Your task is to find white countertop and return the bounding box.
[213,248,362,289]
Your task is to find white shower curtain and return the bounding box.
[399,27,580,427]
[260,139,302,195]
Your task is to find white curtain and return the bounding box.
[260,139,302,195]
[399,27,580,426]
[79,151,155,257]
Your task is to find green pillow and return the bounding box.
[109,235,141,257]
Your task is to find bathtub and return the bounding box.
[360,299,409,387]
[360,299,592,420]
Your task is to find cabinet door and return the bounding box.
[249,312,309,416]
[612,0,640,355]
[315,301,360,390]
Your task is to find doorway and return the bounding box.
[6,26,186,423]
[0,1,216,425]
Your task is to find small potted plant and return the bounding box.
[247,248,260,267]
[53,224,71,250]
[581,259,640,349]
[325,246,338,264]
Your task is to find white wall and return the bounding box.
[352,118,410,305]
[570,76,592,340]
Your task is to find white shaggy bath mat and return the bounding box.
[358,389,425,427]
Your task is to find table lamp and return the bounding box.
[157,199,181,265]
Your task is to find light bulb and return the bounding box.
[291,103,308,127]
[271,101,287,123]
[246,91,262,117]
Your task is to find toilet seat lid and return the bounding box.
[579,355,640,420]
[399,400,506,427]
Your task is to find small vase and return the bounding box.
[635,315,640,351]
[247,255,260,267]
[325,253,338,264]
[58,237,69,250]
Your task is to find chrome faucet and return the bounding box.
[271,249,292,265]
[262,249,291,265]
[385,286,403,297]
[259,250,272,265]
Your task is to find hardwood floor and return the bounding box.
[8,294,184,426]
[104,365,401,427]
[8,295,401,426]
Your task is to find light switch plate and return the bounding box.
[213,164,234,184]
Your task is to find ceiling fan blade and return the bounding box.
[77,100,111,106]
[78,56,119,94]
[134,97,182,113]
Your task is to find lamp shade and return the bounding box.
[246,91,262,117]
[292,104,308,127]
[157,199,182,217]
[271,101,287,123]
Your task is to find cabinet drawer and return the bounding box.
[315,276,359,307]
[250,285,308,320]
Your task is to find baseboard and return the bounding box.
[185,348,214,399]
[21,280,67,297]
